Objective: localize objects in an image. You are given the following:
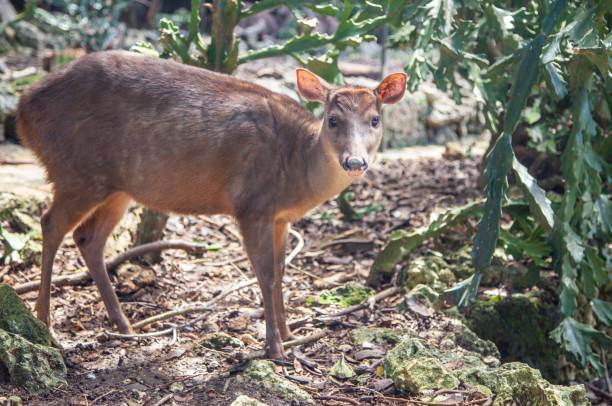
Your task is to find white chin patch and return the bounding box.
[347,169,365,178]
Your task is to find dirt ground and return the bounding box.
[0,140,498,405]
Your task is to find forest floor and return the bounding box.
[0,141,500,405]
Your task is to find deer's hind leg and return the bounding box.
[73,192,132,333]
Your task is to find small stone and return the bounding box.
[193,332,244,352]
[169,382,184,393]
[337,344,352,353]
[229,395,268,406]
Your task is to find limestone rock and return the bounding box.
[0,329,66,393]
[0,284,53,347]
[230,395,268,406]
[193,332,244,352]
[349,327,403,347]
[231,360,314,404]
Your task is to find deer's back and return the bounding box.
[17,51,317,215]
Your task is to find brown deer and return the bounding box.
[16,51,406,358]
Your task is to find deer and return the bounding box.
[16,50,407,358]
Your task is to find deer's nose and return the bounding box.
[343,157,368,171]
[342,157,368,178]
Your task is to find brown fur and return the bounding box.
[17,51,406,358]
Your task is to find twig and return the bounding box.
[132,277,257,329]
[14,240,209,294]
[601,345,611,393]
[104,328,177,339]
[286,227,304,265]
[151,393,173,406]
[317,286,399,320]
[90,389,118,404]
[198,255,248,266]
[0,267,10,280]
[240,329,327,361]
[586,382,612,401]
[105,240,208,271]
[312,395,360,405]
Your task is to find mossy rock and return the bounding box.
[306,281,373,307]
[0,329,66,393]
[406,284,439,308]
[391,356,460,393]
[193,332,244,352]
[465,295,561,381]
[461,362,589,406]
[455,326,500,359]
[349,327,403,347]
[232,360,313,404]
[0,284,53,347]
[397,254,453,292]
[448,246,506,285]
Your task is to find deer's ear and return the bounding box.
[296,69,329,103]
[376,73,407,104]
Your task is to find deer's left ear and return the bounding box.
[376,73,407,104]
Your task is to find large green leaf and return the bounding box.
[472,133,513,272]
[370,200,483,279]
[591,299,612,327]
[512,156,554,231]
[503,34,546,135]
[551,317,612,367]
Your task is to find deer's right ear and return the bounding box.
[296,69,329,103]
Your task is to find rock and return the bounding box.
[116,263,155,294]
[12,21,42,49]
[0,284,53,347]
[193,332,244,352]
[231,360,314,404]
[0,396,23,406]
[397,254,454,292]
[169,381,184,393]
[0,329,66,393]
[306,281,373,308]
[462,362,589,406]
[349,327,403,347]
[229,395,268,406]
[464,295,561,381]
[387,355,460,393]
[406,284,439,308]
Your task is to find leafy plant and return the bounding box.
[35,0,130,51]
[376,0,612,375]
[133,0,409,81]
[0,226,34,264]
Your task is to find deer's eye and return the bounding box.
[371,115,380,127]
[329,116,338,128]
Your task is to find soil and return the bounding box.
[0,143,489,405]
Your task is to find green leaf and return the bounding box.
[371,200,482,277]
[551,317,612,367]
[443,272,481,308]
[472,134,513,272]
[312,4,340,16]
[512,156,554,231]
[129,42,160,58]
[0,227,33,252]
[503,34,546,135]
[330,354,355,379]
[591,299,612,327]
[543,62,567,100]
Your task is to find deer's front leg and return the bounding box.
[240,217,284,359]
[274,222,294,341]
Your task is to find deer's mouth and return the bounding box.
[346,169,365,178]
